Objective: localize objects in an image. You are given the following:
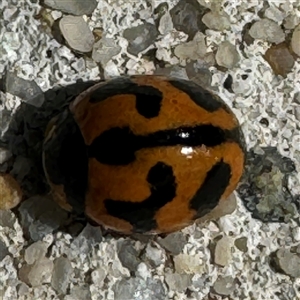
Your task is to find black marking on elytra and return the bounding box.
[104,162,176,233]
[89,77,163,119]
[168,78,231,113]
[88,124,240,165]
[190,160,232,218]
[43,109,88,214]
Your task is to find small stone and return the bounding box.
[234,237,248,252]
[249,19,285,44]
[0,210,16,228]
[0,239,9,261]
[27,257,54,287]
[186,62,212,87]
[17,282,29,297]
[113,277,166,300]
[264,43,295,77]
[19,195,68,241]
[117,240,141,272]
[144,244,164,267]
[24,241,48,265]
[158,12,173,35]
[264,6,285,23]
[170,0,207,39]
[202,11,231,31]
[0,148,12,164]
[294,92,300,105]
[70,223,102,258]
[174,32,207,60]
[4,72,44,107]
[291,24,300,57]
[51,256,73,294]
[91,268,106,287]
[214,236,233,266]
[59,16,95,53]
[157,232,187,255]
[0,173,22,210]
[274,248,300,278]
[283,14,300,30]
[216,41,240,69]
[213,276,235,296]
[68,285,91,300]
[44,0,97,16]
[174,254,204,274]
[294,107,300,122]
[123,23,158,56]
[165,273,192,292]
[92,37,122,66]
[154,66,188,80]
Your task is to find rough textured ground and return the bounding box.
[0,0,300,299]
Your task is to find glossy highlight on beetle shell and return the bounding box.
[42,75,245,234]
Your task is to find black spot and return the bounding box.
[168,78,230,112]
[104,162,176,233]
[88,124,239,165]
[89,77,163,118]
[43,109,88,214]
[190,160,232,218]
[223,74,233,93]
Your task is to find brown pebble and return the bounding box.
[0,173,23,210]
[264,43,295,77]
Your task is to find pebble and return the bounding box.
[213,276,235,296]
[18,195,68,241]
[157,232,187,255]
[51,257,73,294]
[174,32,207,60]
[158,12,173,35]
[283,14,300,30]
[69,224,102,258]
[44,0,97,16]
[117,240,141,272]
[173,253,204,274]
[186,62,212,88]
[4,72,44,107]
[123,23,158,56]
[165,273,192,292]
[0,239,9,261]
[291,23,300,57]
[92,37,122,66]
[113,277,166,300]
[144,244,164,267]
[264,43,295,77]
[27,257,54,287]
[0,173,22,210]
[0,147,12,164]
[249,19,285,44]
[154,66,189,80]
[24,241,48,265]
[216,41,240,69]
[59,16,95,53]
[274,248,300,278]
[264,6,285,23]
[214,236,233,266]
[170,0,207,39]
[294,107,300,122]
[17,282,30,297]
[202,11,231,31]
[0,210,15,228]
[234,237,248,253]
[66,285,91,300]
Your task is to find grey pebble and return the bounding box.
[274,248,300,278]
[92,37,122,66]
[157,232,187,255]
[165,273,192,292]
[27,257,54,287]
[117,240,141,272]
[291,24,300,57]
[51,256,73,294]
[4,72,44,107]
[170,0,207,39]
[123,22,158,56]
[59,16,95,53]
[213,276,235,296]
[0,239,9,261]
[249,18,285,44]
[216,41,240,69]
[44,0,97,16]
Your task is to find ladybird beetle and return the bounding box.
[42,75,245,234]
